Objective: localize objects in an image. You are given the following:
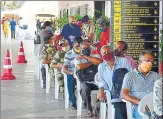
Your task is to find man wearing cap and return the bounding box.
[50,39,70,94]
[63,37,83,110]
[96,17,110,48]
[61,16,82,48]
[81,15,96,42]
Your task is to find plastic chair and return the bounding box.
[100,91,133,119]
[122,99,133,119]
[73,71,82,116]
[54,68,59,100]
[61,68,69,109]
[44,64,50,93]
[100,90,115,119]
[138,92,153,119]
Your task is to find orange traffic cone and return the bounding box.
[1,50,16,80]
[16,41,27,63]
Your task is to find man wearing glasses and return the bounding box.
[121,50,161,119]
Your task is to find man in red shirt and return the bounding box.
[96,17,110,48]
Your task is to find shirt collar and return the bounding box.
[134,68,151,76]
[103,56,120,66]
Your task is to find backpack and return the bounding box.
[110,68,129,99]
[76,65,98,82]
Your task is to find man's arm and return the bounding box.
[76,62,92,70]
[63,65,73,75]
[84,55,103,65]
[121,89,140,104]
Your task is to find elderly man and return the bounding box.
[74,41,102,117]
[115,41,136,69]
[98,45,132,119]
[121,50,161,119]
[61,16,82,48]
[63,37,83,110]
[81,15,96,42]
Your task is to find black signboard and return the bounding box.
[120,1,159,72]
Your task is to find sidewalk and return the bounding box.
[1,40,99,119]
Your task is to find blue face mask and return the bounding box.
[100,28,106,32]
[46,26,53,32]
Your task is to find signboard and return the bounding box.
[112,1,160,72]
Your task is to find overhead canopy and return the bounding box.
[36,14,56,17]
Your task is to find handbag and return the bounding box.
[76,65,98,82]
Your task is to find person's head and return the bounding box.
[101,45,115,62]
[43,21,52,28]
[82,15,90,24]
[2,17,5,20]
[80,41,91,56]
[114,41,128,57]
[20,17,22,20]
[73,37,83,54]
[12,18,14,20]
[69,16,76,24]
[138,50,154,74]
[96,17,109,32]
[59,39,70,52]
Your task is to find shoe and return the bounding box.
[70,104,77,110]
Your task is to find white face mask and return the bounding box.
[62,46,70,52]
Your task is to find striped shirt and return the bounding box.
[153,78,163,116]
[63,49,78,71]
[98,56,133,91]
[121,68,161,99]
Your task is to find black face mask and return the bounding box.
[114,49,121,56]
[82,48,91,56]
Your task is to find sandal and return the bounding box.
[85,111,93,117]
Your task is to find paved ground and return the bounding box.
[1,38,100,119]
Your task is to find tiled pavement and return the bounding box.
[1,39,100,119]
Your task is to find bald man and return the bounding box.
[121,50,161,119]
[61,16,82,48]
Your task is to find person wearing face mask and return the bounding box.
[115,41,136,69]
[121,50,161,119]
[96,17,110,48]
[50,39,70,95]
[63,37,83,110]
[74,41,102,117]
[98,45,132,119]
[61,16,82,48]
[81,15,96,42]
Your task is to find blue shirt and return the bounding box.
[121,68,160,99]
[98,56,132,91]
[61,24,82,47]
[10,20,16,31]
[63,49,78,71]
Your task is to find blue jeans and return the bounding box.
[132,105,143,119]
[67,74,76,105]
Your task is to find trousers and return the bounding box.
[80,83,98,112]
[67,74,76,105]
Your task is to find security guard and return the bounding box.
[50,39,70,94]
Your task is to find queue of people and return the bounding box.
[38,15,162,119]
